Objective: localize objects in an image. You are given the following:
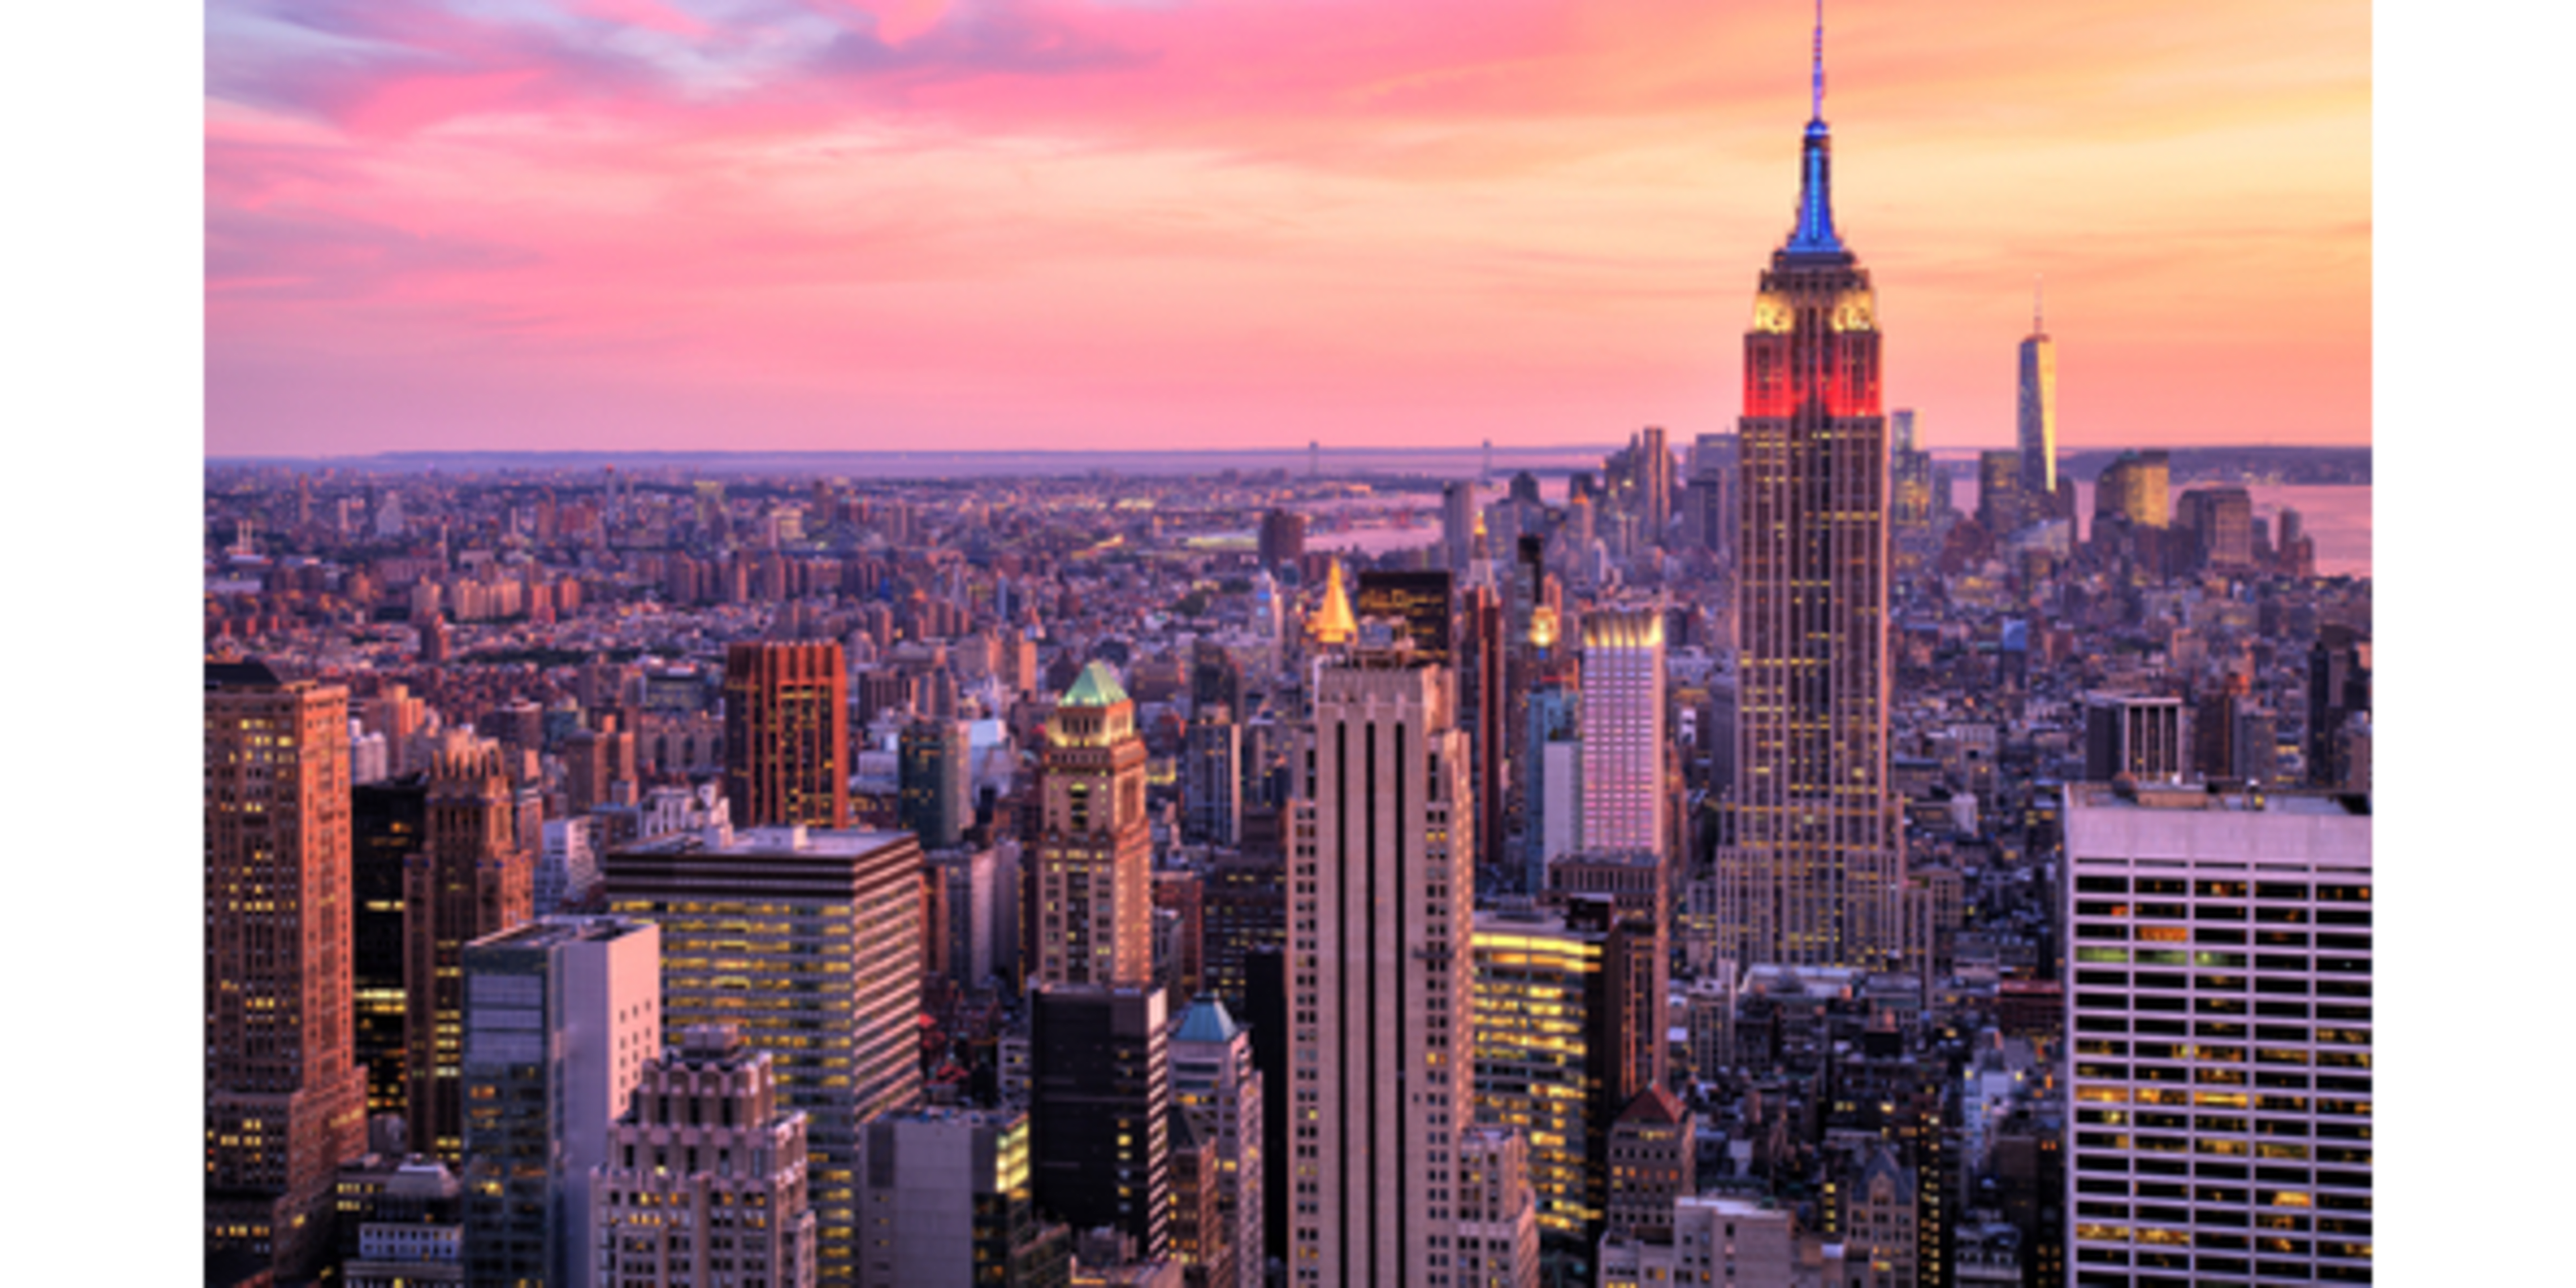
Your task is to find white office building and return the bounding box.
[2063,783,2372,1287]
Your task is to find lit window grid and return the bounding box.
[2062,860,2371,1285]
[1470,936,1605,1238]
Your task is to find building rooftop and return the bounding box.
[469,913,655,951]
[2065,783,2371,870]
[1061,659,1130,708]
[619,823,916,858]
[1171,994,1244,1046]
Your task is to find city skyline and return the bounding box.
[208,0,2367,458]
[195,7,2369,1277]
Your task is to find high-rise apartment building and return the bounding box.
[1719,17,1903,969]
[457,915,661,1287]
[1035,662,1154,987]
[2018,292,2058,499]
[724,640,851,828]
[406,733,535,1161]
[1288,639,1477,1285]
[1577,608,1668,859]
[597,1024,822,1288]
[606,824,925,1288]
[206,661,370,1280]
[2063,783,2373,1287]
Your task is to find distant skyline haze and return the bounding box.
[206,0,2369,458]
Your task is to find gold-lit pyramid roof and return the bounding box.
[1307,558,1355,647]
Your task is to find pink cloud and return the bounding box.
[207,0,2369,455]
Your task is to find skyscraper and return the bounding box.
[606,824,925,1288]
[723,640,851,829]
[2095,449,2171,530]
[1577,608,1668,860]
[1629,425,1673,541]
[1028,983,1171,1258]
[1034,662,1153,987]
[406,733,534,1161]
[1719,11,1903,969]
[458,915,661,1288]
[898,716,972,849]
[2062,783,2373,1286]
[1443,480,1478,574]
[1473,894,1664,1260]
[1170,995,1266,1288]
[1258,508,1307,577]
[2017,285,2058,500]
[205,661,370,1280]
[351,774,427,1117]
[1288,637,1479,1285]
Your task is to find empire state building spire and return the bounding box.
[1723,0,1901,971]
[1787,0,1844,256]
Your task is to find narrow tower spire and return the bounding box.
[1785,0,1844,256]
[1811,0,1826,121]
[2034,274,2045,333]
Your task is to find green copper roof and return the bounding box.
[1061,660,1130,708]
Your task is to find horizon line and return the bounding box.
[207,441,2375,465]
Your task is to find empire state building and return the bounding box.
[1718,10,1903,969]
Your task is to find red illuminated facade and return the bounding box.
[723,640,852,829]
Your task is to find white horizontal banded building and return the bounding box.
[2062,784,2372,1288]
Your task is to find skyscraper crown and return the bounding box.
[1784,0,1846,258]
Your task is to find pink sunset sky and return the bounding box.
[205,0,2369,458]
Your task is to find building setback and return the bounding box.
[596,1024,821,1288]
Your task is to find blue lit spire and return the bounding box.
[1785,0,1844,256]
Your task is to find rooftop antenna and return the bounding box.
[2034,275,2045,333]
[1811,0,1826,121]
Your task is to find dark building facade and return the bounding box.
[1028,983,1171,1258]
